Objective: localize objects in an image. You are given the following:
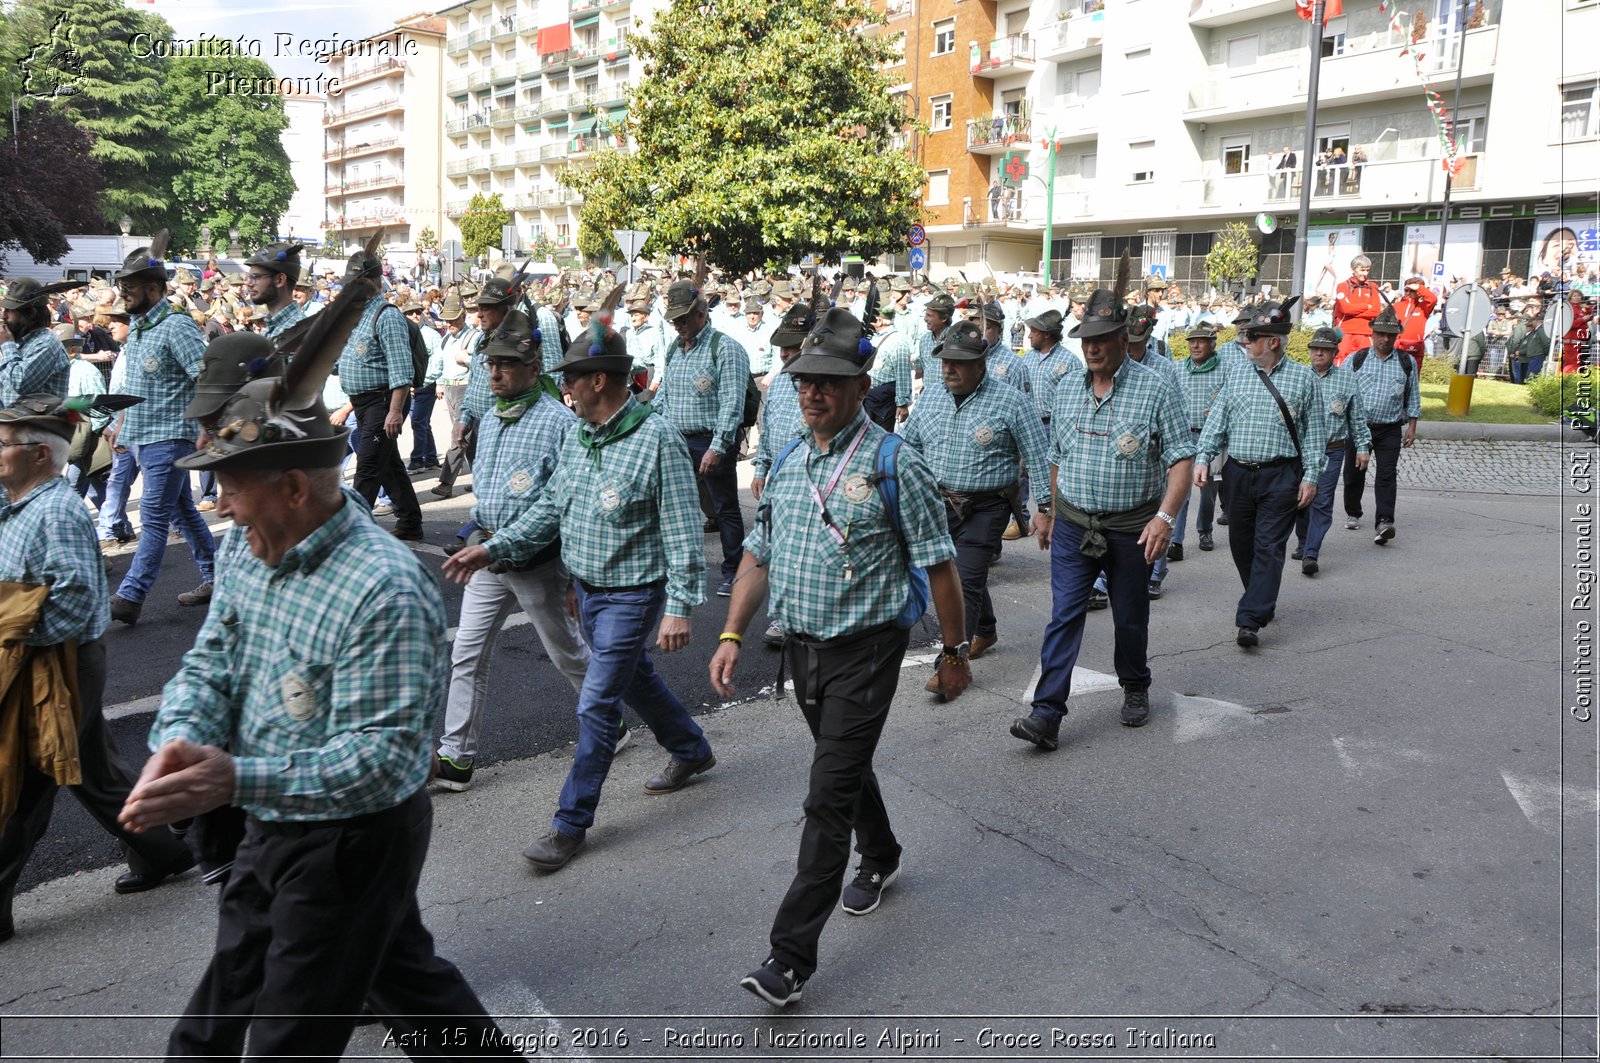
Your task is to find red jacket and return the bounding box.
[1561,302,1594,373]
[1334,278,1383,361]
[1394,286,1438,354]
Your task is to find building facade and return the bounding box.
[321,15,448,259]
[279,88,328,244]
[891,0,1598,293]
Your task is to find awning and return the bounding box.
[571,13,599,28]
[570,119,595,135]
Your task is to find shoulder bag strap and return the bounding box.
[1254,365,1304,470]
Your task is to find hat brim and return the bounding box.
[0,411,75,441]
[770,327,809,347]
[935,346,986,363]
[1023,315,1062,333]
[662,299,703,322]
[783,353,871,377]
[554,354,633,376]
[1068,318,1126,339]
[1369,325,1403,335]
[183,388,243,420]
[176,430,350,472]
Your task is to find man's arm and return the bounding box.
[658,429,708,620]
[708,551,771,698]
[710,335,749,456]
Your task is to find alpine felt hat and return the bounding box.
[770,302,818,347]
[784,307,873,377]
[184,332,287,421]
[0,393,143,442]
[933,319,986,362]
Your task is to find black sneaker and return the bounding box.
[1087,590,1109,610]
[740,958,806,1008]
[200,861,233,886]
[1302,559,1319,576]
[1198,532,1215,551]
[1120,687,1150,727]
[1217,514,1229,526]
[1290,546,1304,561]
[1166,543,1183,562]
[109,595,141,626]
[433,755,473,792]
[1236,626,1259,648]
[840,864,900,916]
[1147,580,1163,600]
[1009,714,1060,752]
[1374,522,1395,545]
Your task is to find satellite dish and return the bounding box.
[1255,212,1278,235]
[1442,284,1492,337]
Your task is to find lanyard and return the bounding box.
[803,421,870,548]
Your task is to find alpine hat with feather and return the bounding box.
[785,307,874,377]
[1069,251,1135,340]
[112,229,170,284]
[0,393,144,442]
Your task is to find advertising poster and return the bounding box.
[1402,222,1482,289]
[1530,217,1600,281]
[1301,227,1363,300]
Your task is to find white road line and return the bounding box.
[478,979,586,1059]
[1331,736,1359,774]
[1171,692,1260,744]
[1019,662,1122,702]
[104,694,164,722]
[1501,770,1600,835]
[1330,736,1438,776]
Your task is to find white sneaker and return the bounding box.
[1344,517,1361,530]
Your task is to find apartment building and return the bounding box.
[898,0,1599,293]
[279,88,327,243]
[321,16,448,257]
[438,0,659,259]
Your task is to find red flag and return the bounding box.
[1296,0,1342,17]
[1296,0,1312,18]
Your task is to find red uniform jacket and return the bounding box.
[1394,286,1438,355]
[1561,301,1594,373]
[1334,278,1383,361]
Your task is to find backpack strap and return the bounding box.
[873,433,907,548]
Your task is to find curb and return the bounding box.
[1417,420,1581,442]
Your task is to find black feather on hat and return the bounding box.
[1069,251,1133,339]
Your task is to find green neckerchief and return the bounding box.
[132,300,172,336]
[1186,353,1220,375]
[493,386,545,422]
[576,399,655,468]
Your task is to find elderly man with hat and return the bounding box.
[622,294,664,392]
[290,274,315,317]
[104,233,218,624]
[337,246,424,540]
[1292,327,1371,576]
[1195,297,1327,648]
[1011,277,1193,751]
[916,290,957,392]
[651,279,750,597]
[0,393,196,945]
[0,279,73,406]
[902,319,1050,677]
[243,241,306,341]
[730,296,776,380]
[710,307,968,1009]
[1170,321,1228,558]
[121,302,519,1057]
[443,325,715,873]
[1341,303,1417,545]
[1143,274,1183,345]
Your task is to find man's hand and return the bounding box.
[119,739,235,833]
[452,422,467,448]
[102,425,119,451]
[0,322,12,345]
[657,615,690,653]
[1297,482,1317,509]
[1031,512,1053,551]
[936,656,972,701]
[699,448,722,476]
[384,409,405,438]
[709,640,740,698]
[1137,516,1173,564]
[1356,452,1370,471]
[1402,423,1417,448]
[565,582,579,623]
[441,544,492,584]
[896,406,909,423]
[1194,462,1210,488]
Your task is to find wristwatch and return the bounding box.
[942,641,971,661]
[1156,511,1176,528]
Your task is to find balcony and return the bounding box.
[467,67,493,91]
[445,154,492,177]
[1035,14,1103,63]
[465,26,491,48]
[596,86,627,109]
[1051,97,1101,144]
[514,147,543,165]
[966,115,1032,155]
[518,57,542,79]
[489,151,517,171]
[537,92,570,116]
[325,172,405,196]
[571,92,598,115]
[445,199,470,217]
[1187,0,1286,28]
[490,63,518,86]
[446,75,471,96]
[323,136,400,160]
[540,142,569,161]
[491,15,519,40]
[542,48,572,72]
[489,105,520,127]
[571,0,600,10]
[447,35,470,57]
[1178,154,1467,214]
[324,97,402,127]
[510,192,541,210]
[972,34,1034,79]
[447,112,489,136]
[339,57,405,89]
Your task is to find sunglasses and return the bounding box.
[792,375,848,394]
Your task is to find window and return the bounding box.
[933,18,955,55]
[885,31,906,65]
[1225,35,1258,70]
[1561,81,1599,140]
[1455,105,1488,153]
[1080,152,1097,180]
[1129,139,1155,183]
[614,15,632,35]
[556,223,571,245]
[1071,238,1100,281]
[1002,89,1025,119]
[930,93,953,131]
[1222,135,1251,175]
[926,169,950,206]
[1321,16,1347,57]
[1142,231,1175,277]
[1124,47,1151,80]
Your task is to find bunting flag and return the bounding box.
[1296,0,1344,19]
[1377,1,1466,176]
[535,0,571,55]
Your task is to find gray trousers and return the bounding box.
[438,559,590,764]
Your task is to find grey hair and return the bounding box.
[10,425,69,474]
[1350,254,1372,269]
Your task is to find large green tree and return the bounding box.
[162,41,294,254]
[1206,221,1261,289]
[564,0,924,274]
[459,193,511,259]
[11,0,179,233]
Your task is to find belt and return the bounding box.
[577,577,666,595]
[1368,420,1405,428]
[680,430,714,439]
[786,619,899,649]
[1230,457,1295,470]
[1326,440,1348,452]
[250,788,423,837]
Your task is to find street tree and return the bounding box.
[416,226,438,249]
[0,107,105,269]
[563,0,924,274]
[459,193,511,259]
[1206,221,1261,290]
[163,41,295,254]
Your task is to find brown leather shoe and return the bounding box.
[643,753,715,795]
[1001,519,1025,541]
[923,668,942,693]
[970,633,997,659]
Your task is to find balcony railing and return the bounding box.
[446,75,471,96]
[340,58,405,87]
[518,57,542,78]
[1035,14,1104,62]
[323,98,402,126]
[325,172,404,195]
[971,34,1034,77]
[445,199,470,216]
[966,114,1031,153]
[323,136,400,160]
[446,112,489,135]
[540,142,569,160]
[537,92,570,116]
[491,15,519,40]
[568,132,625,156]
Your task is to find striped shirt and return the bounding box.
[1349,348,1421,425]
[471,393,576,534]
[1313,363,1373,451]
[652,324,748,455]
[151,495,445,821]
[0,476,108,645]
[0,328,70,406]
[746,408,955,640]
[1197,355,1328,484]
[754,370,804,479]
[1020,341,1085,422]
[486,397,705,618]
[118,301,207,445]
[901,375,1051,505]
[1050,357,1195,513]
[336,296,413,395]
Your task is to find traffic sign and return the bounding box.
[612,229,650,263]
[909,224,926,247]
[909,246,927,272]
[1432,260,1446,278]
[1442,283,1492,336]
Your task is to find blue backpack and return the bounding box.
[767,432,930,629]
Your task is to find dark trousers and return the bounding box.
[0,640,189,925]
[409,387,439,466]
[1343,422,1402,525]
[1294,443,1348,561]
[770,623,909,978]
[948,494,1011,640]
[1032,519,1152,723]
[351,389,422,532]
[1224,462,1301,629]
[682,432,745,582]
[168,790,517,1060]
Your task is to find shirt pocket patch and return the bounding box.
[1110,419,1152,462]
[271,645,336,731]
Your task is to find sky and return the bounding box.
[135,0,422,84]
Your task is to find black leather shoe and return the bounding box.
[109,595,141,626]
[1291,546,1304,560]
[443,539,467,556]
[1120,687,1150,727]
[1166,543,1183,562]
[644,753,716,795]
[392,526,425,542]
[1302,559,1319,576]
[1009,714,1059,751]
[1236,626,1260,648]
[114,854,196,894]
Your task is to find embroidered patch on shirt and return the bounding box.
[694,373,714,394]
[1116,432,1142,456]
[1330,399,1346,416]
[973,424,995,446]
[142,355,160,374]
[842,475,872,504]
[599,487,622,511]
[508,469,533,494]
[282,672,318,722]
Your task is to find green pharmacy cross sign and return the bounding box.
[1001,151,1030,188]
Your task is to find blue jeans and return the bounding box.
[1172,431,1219,544]
[553,584,712,840]
[96,447,140,541]
[115,440,216,603]
[1294,444,1346,560]
[409,388,439,466]
[1032,519,1153,723]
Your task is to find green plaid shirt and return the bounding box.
[918,325,947,390]
[336,296,412,396]
[1197,355,1328,484]
[150,494,445,821]
[1349,348,1421,425]
[471,393,576,533]
[869,328,914,403]
[987,341,1032,396]
[459,346,492,425]
[486,397,705,617]
[652,324,748,455]
[754,370,804,479]
[263,300,305,341]
[1050,357,1194,513]
[1313,363,1373,452]
[901,375,1051,506]
[1020,341,1085,423]
[746,408,955,640]
[0,477,108,645]
[1180,354,1225,431]
[119,301,206,445]
[0,328,70,407]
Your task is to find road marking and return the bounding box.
[1019,663,1124,702]
[1501,771,1599,835]
[104,693,164,721]
[1331,736,1438,776]
[1171,693,1261,743]
[477,979,585,1059]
